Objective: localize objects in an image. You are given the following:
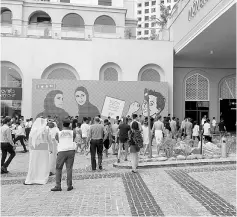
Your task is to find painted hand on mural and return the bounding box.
[74,86,100,123]
[141,88,166,118]
[126,101,140,117]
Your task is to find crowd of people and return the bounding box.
[1,113,227,191]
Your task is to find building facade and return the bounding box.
[167,0,236,131]
[1,0,174,118]
[136,0,177,39]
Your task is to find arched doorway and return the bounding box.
[61,13,85,38]
[28,11,52,37]
[1,7,12,34]
[1,62,23,117]
[94,15,116,33]
[219,75,236,131]
[184,72,209,124]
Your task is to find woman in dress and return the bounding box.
[24,118,53,185]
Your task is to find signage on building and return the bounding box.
[36,84,56,90]
[101,96,125,119]
[0,87,22,100]
[188,0,209,21]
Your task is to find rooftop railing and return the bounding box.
[0,23,170,41]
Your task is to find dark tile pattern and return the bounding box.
[166,167,236,216]
[122,173,164,216]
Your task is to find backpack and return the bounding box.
[133,130,143,148]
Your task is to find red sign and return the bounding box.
[0,88,22,100]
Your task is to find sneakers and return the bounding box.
[51,186,62,191]
[67,186,73,191]
[99,166,103,170]
[1,166,9,174]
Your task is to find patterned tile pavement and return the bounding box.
[1,147,236,216]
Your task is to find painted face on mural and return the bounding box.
[75,91,87,106]
[142,95,160,117]
[54,94,63,108]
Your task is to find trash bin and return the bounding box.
[221,136,227,158]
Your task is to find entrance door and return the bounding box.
[220,99,236,132]
[185,101,209,124]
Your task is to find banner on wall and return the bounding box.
[101,96,125,119]
[0,88,22,100]
[32,80,168,129]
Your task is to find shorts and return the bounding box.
[119,137,128,143]
[112,136,119,143]
[104,139,110,149]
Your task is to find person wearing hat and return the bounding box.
[51,118,76,191]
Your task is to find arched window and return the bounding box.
[138,64,164,82]
[41,63,80,80]
[104,67,118,81]
[94,15,116,33]
[220,75,236,99]
[1,62,22,87]
[185,73,209,101]
[62,13,85,28]
[28,11,52,25]
[1,8,12,24]
[99,62,121,81]
[140,68,160,82]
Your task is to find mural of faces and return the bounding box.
[141,89,166,118]
[142,95,160,117]
[54,94,63,108]
[75,90,87,106]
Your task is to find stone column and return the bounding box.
[51,22,61,39]
[12,18,22,36]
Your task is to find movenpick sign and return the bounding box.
[188,0,209,21]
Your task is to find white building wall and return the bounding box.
[1,37,174,118]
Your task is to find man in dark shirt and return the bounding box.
[218,118,226,136]
[117,117,131,163]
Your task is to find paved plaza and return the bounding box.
[1,146,236,216]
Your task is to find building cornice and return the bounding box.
[2,0,127,14]
[174,0,236,53]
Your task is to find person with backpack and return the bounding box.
[129,121,143,173]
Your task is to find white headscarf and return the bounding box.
[29,118,48,148]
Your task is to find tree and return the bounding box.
[149,4,171,40]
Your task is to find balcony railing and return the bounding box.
[0,23,170,41]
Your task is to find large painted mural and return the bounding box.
[32,79,168,126]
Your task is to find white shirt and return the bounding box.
[192,125,199,136]
[57,130,76,152]
[15,125,26,136]
[203,123,211,136]
[142,125,149,145]
[81,123,90,138]
[28,121,33,128]
[201,118,206,126]
[212,119,216,127]
[111,123,119,136]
